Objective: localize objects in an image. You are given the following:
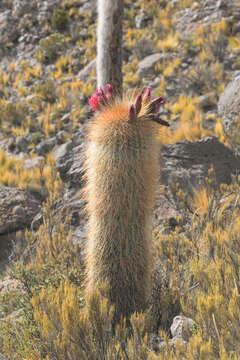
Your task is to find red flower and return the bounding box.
[88,91,100,111]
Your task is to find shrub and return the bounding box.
[0,101,28,126]
[36,33,66,64]
[34,79,57,103]
[51,9,68,31]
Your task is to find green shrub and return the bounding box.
[0,102,28,126]
[51,9,68,31]
[36,33,66,64]
[34,79,57,103]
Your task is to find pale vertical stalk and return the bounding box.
[97,0,123,95]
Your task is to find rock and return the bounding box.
[31,212,43,231]
[0,11,20,44]
[13,0,35,16]
[81,0,96,12]
[0,276,23,295]
[37,0,60,24]
[0,0,12,10]
[161,137,240,194]
[55,128,85,190]
[138,53,172,78]
[151,316,195,352]
[36,137,57,156]
[56,142,85,189]
[135,9,150,29]
[216,0,227,9]
[15,135,29,153]
[56,130,67,145]
[78,59,96,83]
[0,353,9,360]
[23,156,44,170]
[170,315,195,342]
[0,187,41,235]
[61,113,71,125]
[218,75,240,155]
[197,91,216,108]
[7,137,15,152]
[51,141,73,164]
[174,0,238,38]
[232,21,240,35]
[154,192,179,232]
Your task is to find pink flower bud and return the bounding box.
[135,93,142,115]
[128,104,136,121]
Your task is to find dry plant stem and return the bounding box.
[85,87,167,321]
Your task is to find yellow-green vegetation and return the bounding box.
[0,151,55,189]
[36,33,66,64]
[1,169,240,359]
[0,0,240,358]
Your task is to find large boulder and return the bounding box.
[218,74,240,155]
[161,136,240,193]
[0,187,41,235]
[138,53,172,78]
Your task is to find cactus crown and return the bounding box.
[88,84,169,127]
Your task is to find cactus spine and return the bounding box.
[85,86,168,321]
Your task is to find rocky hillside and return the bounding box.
[0,0,240,359]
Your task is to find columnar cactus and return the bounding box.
[85,85,168,321]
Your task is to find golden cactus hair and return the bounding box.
[84,85,168,321]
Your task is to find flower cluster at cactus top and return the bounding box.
[88,84,113,111]
[88,84,167,127]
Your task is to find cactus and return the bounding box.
[97,0,123,93]
[85,85,168,321]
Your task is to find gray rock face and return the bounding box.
[175,0,239,37]
[152,315,195,351]
[37,0,60,24]
[161,137,240,193]
[0,11,19,44]
[13,0,35,16]
[0,354,9,360]
[78,59,96,83]
[218,75,240,155]
[36,137,57,156]
[0,187,41,235]
[135,9,150,29]
[56,142,85,189]
[138,53,172,78]
[170,315,195,342]
[15,136,29,153]
[55,127,85,190]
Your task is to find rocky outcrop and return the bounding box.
[175,0,240,37]
[0,187,41,235]
[161,136,240,193]
[138,53,172,78]
[0,354,9,360]
[218,74,240,155]
[78,59,96,83]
